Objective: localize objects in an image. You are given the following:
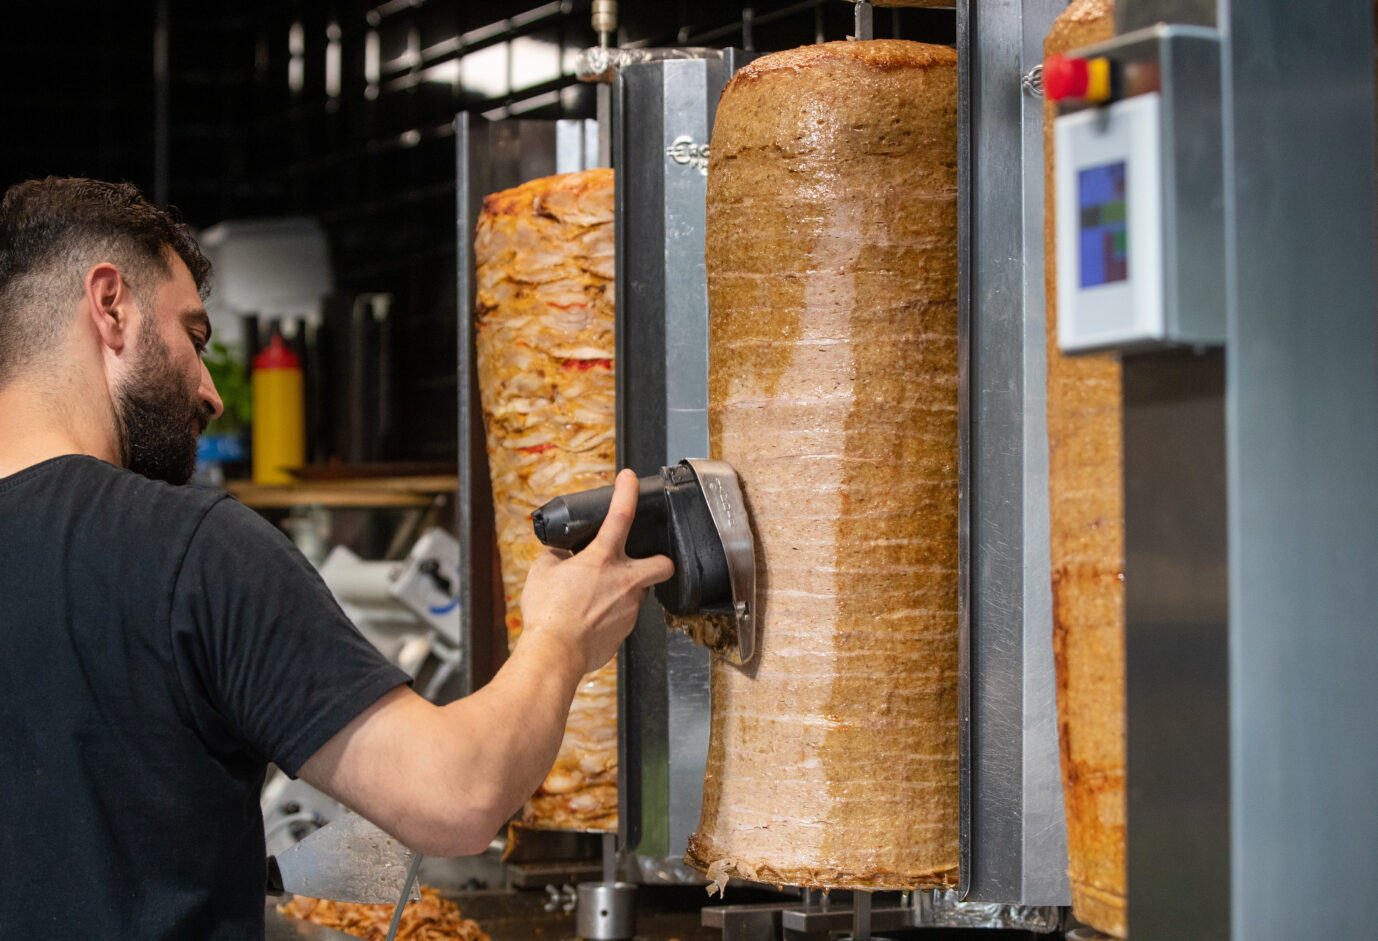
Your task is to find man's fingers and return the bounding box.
[631,554,675,588]
[592,468,640,554]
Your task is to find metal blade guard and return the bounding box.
[267,812,421,904]
[531,458,756,666]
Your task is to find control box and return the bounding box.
[1050,26,1225,355]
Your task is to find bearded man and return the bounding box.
[0,178,672,939]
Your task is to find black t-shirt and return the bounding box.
[0,455,409,939]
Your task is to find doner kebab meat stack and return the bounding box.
[474,168,618,831]
[1044,0,1128,936]
[685,40,961,890]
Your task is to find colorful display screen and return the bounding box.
[1078,160,1128,288]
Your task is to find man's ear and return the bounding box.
[84,262,133,353]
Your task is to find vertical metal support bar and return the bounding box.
[853,891,872,941]
[658,67,715,862]
[615,51,754,864]
[616,61,673,860]
[1122,349,1229,940]
[613,67,660,856]
[1013,0,1071,897]
[602,831,618,884]
[960,0,1070,905]
[1222,1,1378,937]
[954,0,973,903]
[454,113,493,698]
[598,83,614,169]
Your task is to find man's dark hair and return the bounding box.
[0,177,212,380]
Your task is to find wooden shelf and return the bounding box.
[225,475,457,509]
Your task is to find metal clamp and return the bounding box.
[543,883,577,914]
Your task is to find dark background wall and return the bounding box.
[0,0,953,466]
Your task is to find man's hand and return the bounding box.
[520,468,675,675]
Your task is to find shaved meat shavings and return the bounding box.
[278,886,489,941]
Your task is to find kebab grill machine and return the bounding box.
[450,1,1378,940]
[458,4,1063,934]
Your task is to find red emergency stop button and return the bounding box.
[1044,55,1089,101]
[1044,54,1114,103]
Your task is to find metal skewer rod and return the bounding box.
[853,889,872,941]
[602,831,617,884]
[383,852,424,941]
[592,0,617,169]
[855,0,874,41]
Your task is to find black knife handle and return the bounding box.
[531,473,668,557]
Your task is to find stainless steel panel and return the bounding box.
[614,51,755,863]
[660,58,713,470]
[959,0,1071,905]
[1222,0,1378,937]
[1118,0,1215,32]
[1122,349,1229,940]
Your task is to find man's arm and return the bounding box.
[297,469,672,857]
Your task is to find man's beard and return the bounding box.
[113,331,212,486]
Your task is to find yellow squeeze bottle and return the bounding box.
[251,332,304,484]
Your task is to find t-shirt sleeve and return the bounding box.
[169,497,411,777]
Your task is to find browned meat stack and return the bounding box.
[1043,1,1128,936]
[685,40,960,890]
[474,169,619,831]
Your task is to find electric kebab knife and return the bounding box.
[532,458,758,667]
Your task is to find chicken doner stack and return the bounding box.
[685,40,960,890]
[474,169,618,830]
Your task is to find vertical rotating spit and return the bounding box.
[576,3,634,937]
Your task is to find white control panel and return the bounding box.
[1054,92,1164,353]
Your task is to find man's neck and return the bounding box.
[0,382,118,479]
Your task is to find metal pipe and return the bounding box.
[853,890,872,941]
[854,0,873,40]
[601,831,617,884]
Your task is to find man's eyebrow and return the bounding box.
[181,308,213,343]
